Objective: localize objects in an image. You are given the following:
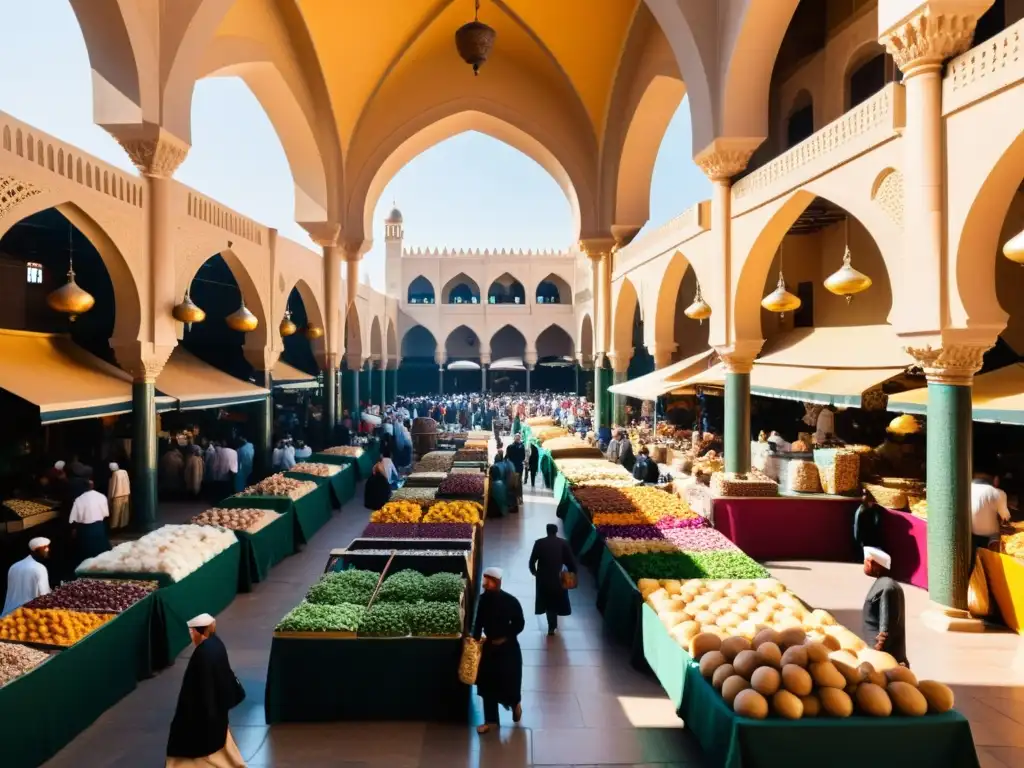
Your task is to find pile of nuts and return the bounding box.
[192,507,276,532]
[291,463,340,477]
[239,474,318,500]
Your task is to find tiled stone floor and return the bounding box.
[40,484,1024,767]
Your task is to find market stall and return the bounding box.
[978,547,1024,635]
[222,473,333,546]
[265,559,473,722]
[76,526,241,667]
[313,441,381,479]
[191,507,296,592]
[0,584,158,768]
[287,462,356,509]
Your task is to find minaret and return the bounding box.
[384,204,403,299]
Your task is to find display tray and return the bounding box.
[640,603,980,768]
[3,510,59,533]
[346,538,473,552]
[273,630,357,639]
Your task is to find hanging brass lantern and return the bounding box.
[279,309,297,337]
[305,325,324,340]
[1003,227,1024,265]
[172,290,206,331]
[825,218,872,303]
[455,0,496,75]
[47,225,95,322]
[684,283,712,323]
[226,299,259,333]
[761,273,801,315]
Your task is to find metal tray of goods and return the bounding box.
[324,549,471,579]
[347,538,473,552]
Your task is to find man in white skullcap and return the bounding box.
[472,566,525,734]
[166,613,246,767]
[2,538,51,616]
[861,546,908,666]
[107,462,131,530]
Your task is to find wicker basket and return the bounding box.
[787,460,822,493]
[711,471,778,498]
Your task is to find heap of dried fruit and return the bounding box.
[290,462,340,477]
[321,446,364,457]
[3,499,53,519]
[437,473,485,499]
[238,474,318,500]
[0,642,49,687]
[25,578,156,613]
[192,507,276,532]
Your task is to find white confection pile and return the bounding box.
[78,524,237,582]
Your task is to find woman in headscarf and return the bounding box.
[363,460,392,510]
[472,567,525,734]
[184,445,205,498]
[488,451,510,518]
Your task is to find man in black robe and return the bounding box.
[861,547,909,667]
[853,488,884,550]
[505,434,526,504]
[166,613,246,767]
[529,524,577,635]
[472,567,525,734]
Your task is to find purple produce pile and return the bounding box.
[25,578,157,613]
[437,473,485,498]
[361,522,474,539]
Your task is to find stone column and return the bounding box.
[607,351,630,427]
[525,350,537,395]
[881,2,990,332]
[714,343,762,475]
[320,353,339,447]
[650,344,677,371]
[436,352,447,395]
[388,359,400,402]
[480,353,491,392]
[347,355,362,424]
[378,358,386,406]
[905,343,988,618]
[580,238,616,432]
[244,349,280,476]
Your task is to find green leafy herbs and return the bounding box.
[407,601,462,636]
[618,551,770,582]
[275,601,365,632]
[359,603,411,636]
[306,571,378,606]
[422,572,464,602]
[377,569,428,603]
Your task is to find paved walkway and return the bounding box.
[43,484,705,768]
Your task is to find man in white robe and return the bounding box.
[107,462,131,529]
[69,484,111,565]
[3,538,51,616]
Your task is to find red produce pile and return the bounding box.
[437,473,485,498]
[25,578,157,614]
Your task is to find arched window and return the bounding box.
[441,273,481,304]
[488,273,526,305]
[406,276,435,305]
[786,91,814,149]
[535,273,571,305]
[849,52,901,109]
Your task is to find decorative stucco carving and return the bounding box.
[904,343,989,385]
[695,147,757,182]
[872,169,905,228]
[881,9,981,73]
[606,350,632,374]
[578,238,616,260]
[714,340,765,375]
[118,134,190,178]
[0,175,42,221]
[113,343,175,383]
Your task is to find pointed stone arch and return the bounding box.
[441,273,481,304]
[489,324,528,360]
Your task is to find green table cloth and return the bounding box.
[553,471,571,518]
[235,510,296,592]
[0,592,156,768]
[265,635,470,722]
[223,481,332,547]
[80,543,241,667]
[288,466,356,509]
[312,441,380,479]
[640,605,980,768]
[539,447,555,487]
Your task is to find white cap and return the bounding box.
[109,462,119,472]
[187,613,215,629]
[483,567,503,581]
[54,461,65,470]
[864,547,892,571]
[28,537,51,551]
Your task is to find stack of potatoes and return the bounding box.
[691,627,954,720]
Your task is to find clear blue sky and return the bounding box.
[0,0,710,290]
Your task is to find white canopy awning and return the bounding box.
[491,357,526,371]
[889,363,1024,424]
[608,349,715,399]
[448,360,481,371]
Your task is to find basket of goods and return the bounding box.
[0,642,50,687]
[390,487,437,504]
[411,417,439,455]
[321,446,365,457]
[191,507,277,532]
[813,449,860,495]
[437,473,485,500]
[454,449,488,463]
[846,444,878,480]
[403,472,448,488]
[786,461,822,494]
[711,471,778,498]
[412,451,456,473]
[535,427,569,443]
[291,462,341,477]
[239,474,318,500]
[863,483,907,510]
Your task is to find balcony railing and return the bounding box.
[611,201,709,278]
[943,19,1024,115]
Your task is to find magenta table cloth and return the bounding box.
[879,508,929,590]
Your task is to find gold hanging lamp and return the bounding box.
[684,282,712,323]
[1003,226,1024,265]
[279,308,297,337]
[304,325,324,340]
[761,241,801,317]
[47,223,95,322]
[226,296,259,333]
[824,216,872,303]
[172,287,205,331]
[455,0,496,75]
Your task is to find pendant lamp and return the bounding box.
[172,288,205,331]
[684,283,712,323]
[1003,226,1024,265]
[226,297,259,333]
[455,0,496,75]
[47,224,95,322]
[761,242,801,317]
[279,308,297,337]
[305,325,324,340]
[824,217,872,303]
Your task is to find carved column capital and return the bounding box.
[303,222,342,248]
[694,138,761,182]
[346,353,366,371]
[434,351,447,367]
[387,356,401,370]
[115,129,190,178]
[479,353,492,366]
[648,343,678,370]
[317,351,341,372]
[578,238,616,261]
[606,349,632,374]
[714,340,764,375]
[577,353,594,371]
[113,342,175,383]
[879,2,989,75]
[342,239,371,261]
[904,342,989,385]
